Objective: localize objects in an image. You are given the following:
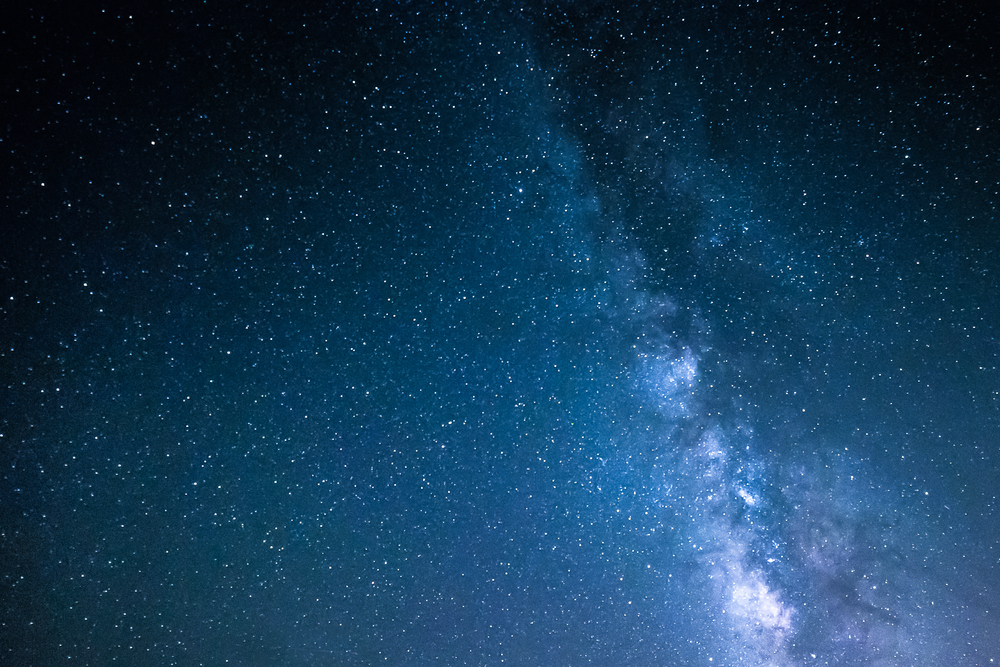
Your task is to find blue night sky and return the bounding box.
[2,2,998,665]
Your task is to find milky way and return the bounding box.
[3,2,998,665]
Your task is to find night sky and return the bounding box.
[3,2,999,665]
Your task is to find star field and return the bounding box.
[2,2,999,666]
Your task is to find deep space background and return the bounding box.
[3,1,999,665]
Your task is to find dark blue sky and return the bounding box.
[3,2,998,665]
